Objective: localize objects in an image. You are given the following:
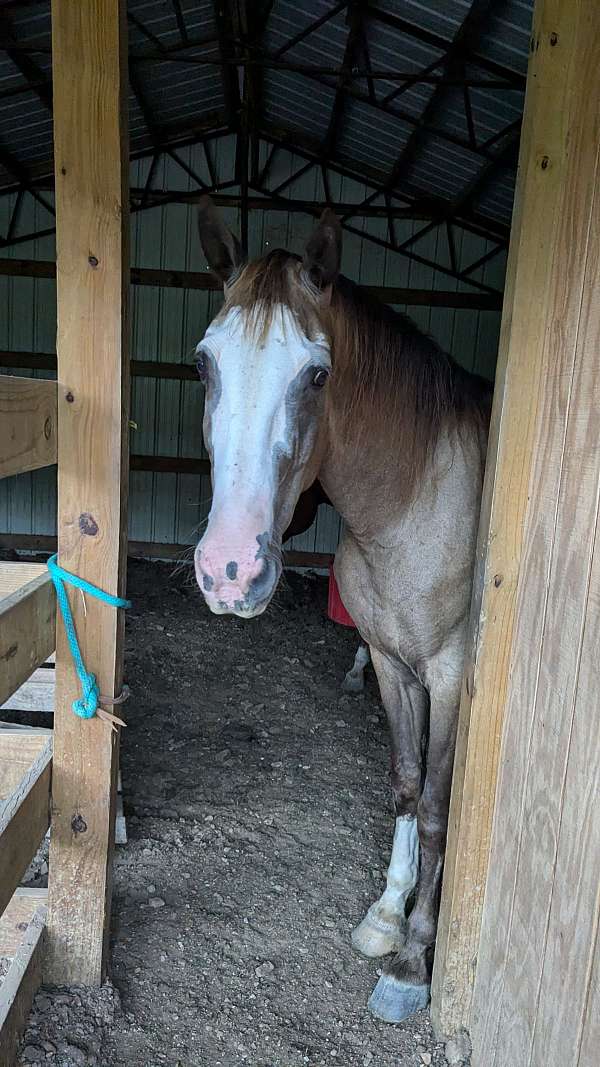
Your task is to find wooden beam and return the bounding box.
[0,736,52,916]
[46,0,130,986]
[0,533,332,570]
[0,352,201,380]
[431,0,600,1042]
[0,900,46,1067]
[0,261,503,308]
[0,377,57,478]
[0,565,56,708]
[130,454,210,475]
[0,727,52,800]
[1,665,55,717]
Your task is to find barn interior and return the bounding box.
[0,2,535,1065]
[0,0,530,560]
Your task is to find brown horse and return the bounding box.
[193,198,490,1023]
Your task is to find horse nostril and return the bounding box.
[248,557,277,605]
[202,574,214,592]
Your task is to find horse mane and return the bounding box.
[223,249,492,489]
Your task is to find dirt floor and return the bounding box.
[11,560,469,1067]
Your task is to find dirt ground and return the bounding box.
[11,560,468,1067]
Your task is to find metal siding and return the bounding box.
[0,149,502,557]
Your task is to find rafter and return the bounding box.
[322,2,365,157]
[213,0,241,131]
[351,0,497,218]
[0,11,52,113]
[273,2,349,59]
[366,2,526,90]
[452,124,521,216]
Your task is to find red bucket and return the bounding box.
[328,564,357,628]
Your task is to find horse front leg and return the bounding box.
[368,667,460,1024]
[341,641,370,693]
[352,649,428,959]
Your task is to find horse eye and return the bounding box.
[196,351,208,382]
[311,368,329,388]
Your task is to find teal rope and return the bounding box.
[47,553,131,719]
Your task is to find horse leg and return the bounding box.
[352,649,428,958]
[341,642,370,694]
[368,668,459,1023]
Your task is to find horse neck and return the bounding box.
[317,395,416,539]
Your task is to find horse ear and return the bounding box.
[303,208,342,289]
[197,196,243,284]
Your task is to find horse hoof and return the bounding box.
[368,973,430,1024]
[351,911,402,958]
[341,672,364,694]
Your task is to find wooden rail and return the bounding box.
[0,533,333,570]
[0,257,503,310]
[0,892,47,1067]
[0,377,57,479]
[0,732,52,916]
[0,565,56,708]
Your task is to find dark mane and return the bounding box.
[223,249,492,486]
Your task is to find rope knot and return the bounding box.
[73,673,100,719]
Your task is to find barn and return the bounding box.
[0,2,598,1065]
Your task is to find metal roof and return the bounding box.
[0,0,534,286]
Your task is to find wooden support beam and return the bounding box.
[0,260,503,308]
[431,0,600,1043]
[0,727,52,800]
[0,565,55,708]
[0,533,332,571]
[0,377,57,478]
[0,898,46,1067]
[0,736,52,916]
[46,0,130,986]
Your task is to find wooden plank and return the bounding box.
[0,665,55,716]
[468,2,600,1057]
[0,889,48,959]
[0,258,503,309]
[0,376,57,479]
[431,0,597,1039]
[0,564,47,599]
[0,904,46,1067]
[0,569,56,708]
[0,738,52,917]
[130,454,211,475]
[46,0,130,986]
[0,353,200,381]
[0,533,333,569]
[0,729,52,800]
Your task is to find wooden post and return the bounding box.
[431,0,598,1040]
[46,0,130,985]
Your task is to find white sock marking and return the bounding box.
[377,815,419,916]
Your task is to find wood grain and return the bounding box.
[0,569,56,708]
[0,728,52,800]
[430,0,571,1035]
[467,1,600,1063]
[0,377,57,479]
[0,888,48,959]
[0,738,52,917]
[45,0,130,985]
[0,904,46,1067]
[0,665,55,716]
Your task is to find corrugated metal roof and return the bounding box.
[0,0,534,242]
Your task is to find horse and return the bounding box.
[283,479,371,693]
[192,197,490,1024]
